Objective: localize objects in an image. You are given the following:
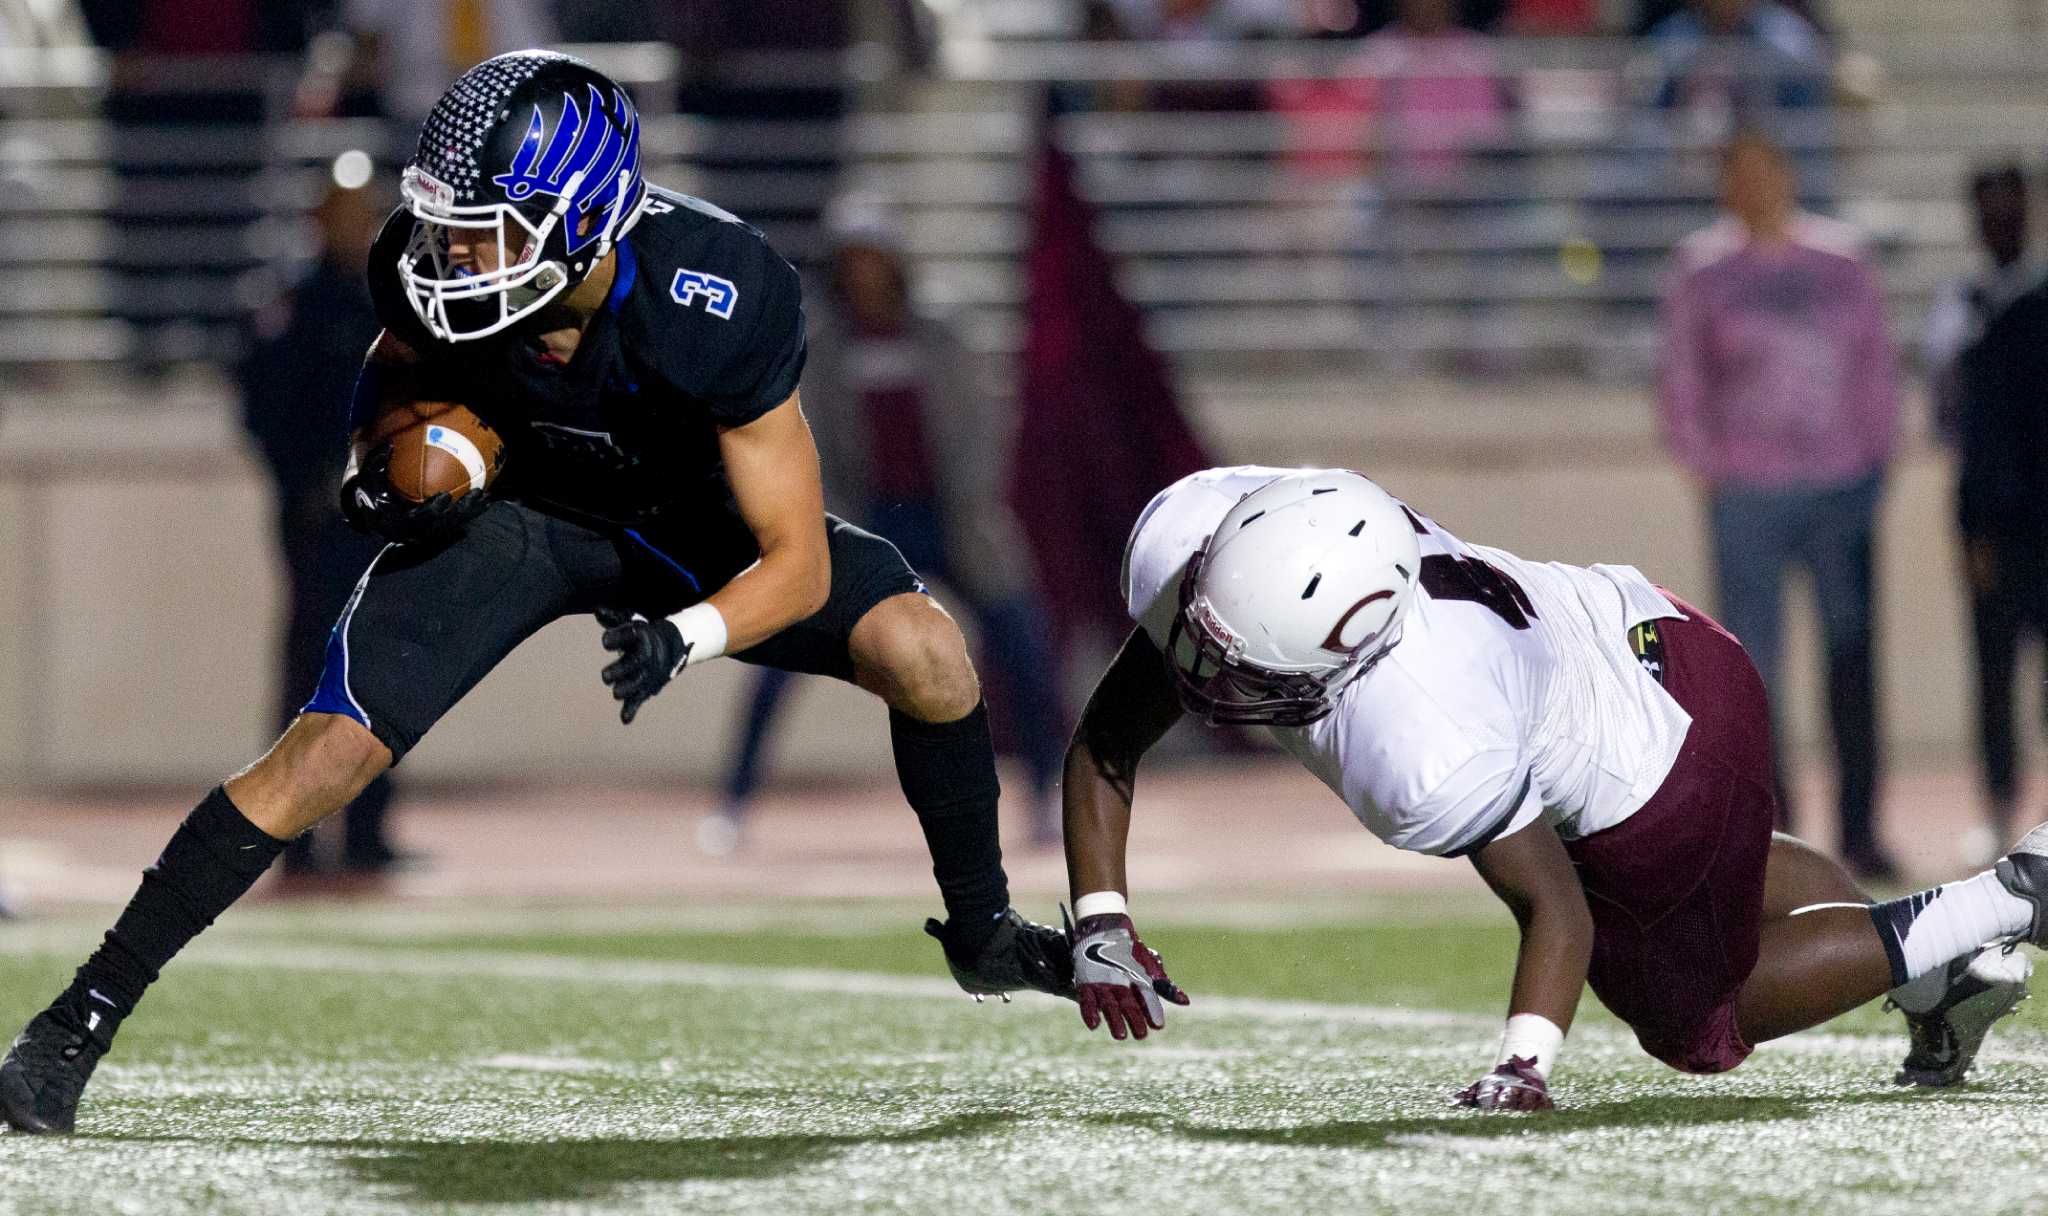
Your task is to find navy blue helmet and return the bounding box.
[397,51,647,341]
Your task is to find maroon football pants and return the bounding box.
[1564,594,1777,1074]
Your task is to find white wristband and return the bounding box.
[1496,1012,1565,1080]
[1073,890,1128,921]
[664,602,728,675]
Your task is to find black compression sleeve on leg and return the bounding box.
[59,786,288,1044]
[891,703,1010,959]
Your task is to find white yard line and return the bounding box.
[1384,1133,1541,1155]
[474,1053,614,1073]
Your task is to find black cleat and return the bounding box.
[1994,822,2048,949]
[1890,947,2032,1088]
[0,1009,106,1135]
[926,908,1077,1002]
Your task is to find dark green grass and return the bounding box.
[1,901,2044,1216]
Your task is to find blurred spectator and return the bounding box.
[2,0,88,52]
[81,0,313,372]
[1658,131,1900,878]
[321,0,556,124]
[1273,0,1513,181]
[703,194,1066,854]
[1646,0,1830,143]
[666,1,933,261]
[1270,0,1510,366]
[1925,167,2038,439]
[1315,0,1524,34]
[1926,165,2048,861]
[1110,0,1301,39]
[1497,0,1594,33]
[1105,0,1300,110]
[554,0,663,43]
[1057,2,1152,113]
[1346,0,1510,185]
[1637,0,1832,34]
[237,174,408,878]
[668,0,931,116]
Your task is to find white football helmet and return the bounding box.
[1167,470,1422,726]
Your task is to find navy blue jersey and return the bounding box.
[366,186,806,566]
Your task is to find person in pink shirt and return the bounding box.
[1658,130,1902,879]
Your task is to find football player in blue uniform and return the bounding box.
[1,51,1071,1135]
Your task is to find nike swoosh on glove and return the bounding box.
[1068,910,1189,1041]
[597,607,690,724]
[1453,1056,1554,1112]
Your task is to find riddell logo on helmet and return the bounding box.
[1320,590,1394,656]
[405,167,455,211]
[1189,599,1241,649]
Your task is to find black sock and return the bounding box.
[892,703,1010,959]
[56,786,288,1046]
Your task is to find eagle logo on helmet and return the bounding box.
[490,83,641,254]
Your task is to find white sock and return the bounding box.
[1870,871,2034,987]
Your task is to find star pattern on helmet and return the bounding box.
[416,53,550,202]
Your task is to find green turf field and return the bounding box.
[2,895,2044,1216]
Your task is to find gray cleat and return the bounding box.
[1994,822,2048,948]
[1890,946,2032,1088]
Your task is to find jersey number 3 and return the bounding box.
[1420,555,1538,630]
[671,269,738,320]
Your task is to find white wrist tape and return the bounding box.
[1074,891,1128,921]
[1496,1013,1565,1080]
[664,602,728,675]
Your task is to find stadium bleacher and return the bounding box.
[1,14,2043,385]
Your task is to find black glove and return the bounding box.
[339,442,488,544]
[597,607,691,724]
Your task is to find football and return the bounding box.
[355,400,505,503]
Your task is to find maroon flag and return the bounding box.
[1011,130,1212,654]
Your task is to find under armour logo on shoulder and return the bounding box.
[670,269,738,319]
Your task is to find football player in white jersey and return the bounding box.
[1060,467,2048,1109]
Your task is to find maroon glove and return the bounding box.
[1453,1056,1554,1112]
[1068,911,1190,1041]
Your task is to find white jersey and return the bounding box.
[1125,467,1694,857]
